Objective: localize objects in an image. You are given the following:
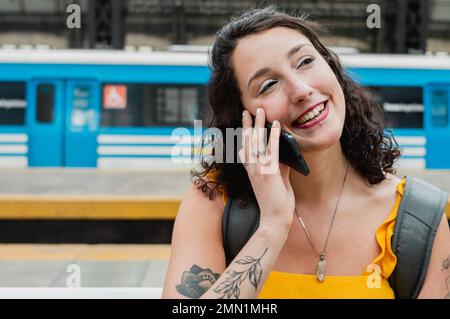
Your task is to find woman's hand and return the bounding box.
[238,108,296,232]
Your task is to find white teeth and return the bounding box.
[296,102,326,125]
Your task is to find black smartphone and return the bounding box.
[249,115,309,175]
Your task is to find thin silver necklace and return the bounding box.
[294,162,349,283]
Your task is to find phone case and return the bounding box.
[247,115,309,175]
[265,121,310,176]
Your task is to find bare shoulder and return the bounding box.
[178,177,226,221]
[366,172,401,198]
[352,171,402,201]
[347,171,402,226]
[384,172,402,185]
[380,172,402,195]
[173,176,227,252]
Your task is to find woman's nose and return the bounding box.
[287,76,313,104]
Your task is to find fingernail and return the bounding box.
[273,120,280,127]
[256,108,261,115]
[242,110,246,117]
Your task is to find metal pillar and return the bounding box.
[382,0,429,53]
[88,0,125,49]
[172,0,187,44]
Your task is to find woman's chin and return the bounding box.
[294,130,342,153]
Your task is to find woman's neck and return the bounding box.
[289,142,350,207]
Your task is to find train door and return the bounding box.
[28,79,100,167]
[425,85,450,169]
[28,80,65,166]
[65,80,100,167]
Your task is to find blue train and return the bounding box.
[0,49,449,170]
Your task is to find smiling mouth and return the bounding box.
[292,101,328,126]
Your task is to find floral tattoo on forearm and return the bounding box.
[212,248,268,299]
[176,264,221,298]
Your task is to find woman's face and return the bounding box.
[231,26,346,152]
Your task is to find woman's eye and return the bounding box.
[256,57,314,95]
[297,56,314,69]
[258,80,277,95]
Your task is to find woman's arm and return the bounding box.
[417,213,450,299]
[161,183,289,299]
[163,109,295,299]
[200,222,288,299]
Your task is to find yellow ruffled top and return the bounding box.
[208,170,405,299]
[206,169,228,203]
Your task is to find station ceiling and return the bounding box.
[0,0,448,22]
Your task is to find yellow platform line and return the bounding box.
[0,196,181,220]
[0,244,171,261]
[0,196,448,220]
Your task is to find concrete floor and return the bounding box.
[0,244,170,288]
[0,169,193,197]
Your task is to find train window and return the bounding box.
[0,82,26,125]
[366,86,423,129]
[101,84,206,127]
[430,89,448,127]
[36,84,55,123]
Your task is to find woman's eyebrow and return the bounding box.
[247,43,313,89]
[287,43,312,59]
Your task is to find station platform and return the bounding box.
[0,168,194,243]
[0,169,180,291]
[0,168,448,222]
[0,168,448,290]
[0,244,170,289]
[0,168,193,220]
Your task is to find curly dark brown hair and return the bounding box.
[191,6,401,206]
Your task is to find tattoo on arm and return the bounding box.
[442,256,450,299]
[213,248,268,299]
[176,265,220,298]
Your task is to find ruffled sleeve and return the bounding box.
[363,178,406,280]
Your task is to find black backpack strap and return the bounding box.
[222,197,260,266]
[388,175,448,299]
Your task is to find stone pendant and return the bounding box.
[316,254,326,282]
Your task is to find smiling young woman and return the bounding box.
[162,6,450,299]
